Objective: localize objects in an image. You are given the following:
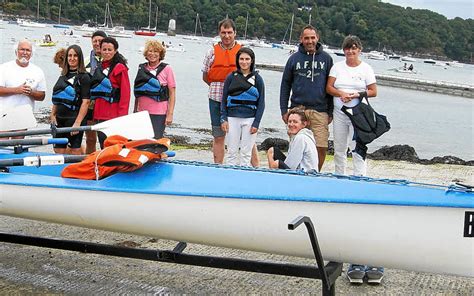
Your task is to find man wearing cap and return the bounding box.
[84,30,107,153]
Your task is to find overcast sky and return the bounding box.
[382,0,473,19]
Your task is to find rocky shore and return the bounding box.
[34,109,473,167]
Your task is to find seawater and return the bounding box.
[1,24,473,160]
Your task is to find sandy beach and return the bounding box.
[1,147,473,294]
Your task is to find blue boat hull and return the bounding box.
[0,150,473,277]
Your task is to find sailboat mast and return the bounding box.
[194,13,198,36]
[37,0,40,20]
[58,4,61,25]
[154,7,158,31]
[288,14,294,45]
[147,0,152,28]
[244,12,249,40]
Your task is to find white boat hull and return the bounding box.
[1,184,472,277]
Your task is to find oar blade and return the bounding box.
[93,111,154,139]
[0,105,37,131]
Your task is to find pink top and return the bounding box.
[136,63,176,115]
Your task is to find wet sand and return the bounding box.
[1,147,473,294]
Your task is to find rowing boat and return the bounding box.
[0,149,472,277]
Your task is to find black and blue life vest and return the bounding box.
[133,63,169,101]
[90,64,120,103]
[52,74,80,111]
[226,71,259,109]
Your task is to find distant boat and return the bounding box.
[388,54,401,60]
[53,4,69,29]
[19,20,46,28]
[183,13,203,41]
[100,3,132,38]
[20,0,46,28]
[322,44,334,54]
[423,59,436,64]
[446,61,464,68]
[401,56,416,62]
[249,39,273,48]
[74,23,97,32]
[134,0,157,37]
[107,26,132,38]
[333,49,345,56]
[366,51,387,60]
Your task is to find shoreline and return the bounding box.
[256,63,474,98]
[34,111,473,166]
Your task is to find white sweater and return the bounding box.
[285,128,319,171]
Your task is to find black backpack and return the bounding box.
[341,94,390,145]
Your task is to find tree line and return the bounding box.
[2,0,473,62]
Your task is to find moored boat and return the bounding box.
[134,0,157,37]
[107,26,132,38]
[134,29,156,37]
[401,56,416,62]
[74,23,97,32]
[19,20,46,28]
[0,149,472,278]
[366,50,387,60]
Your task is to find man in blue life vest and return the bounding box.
[280,25,333,171]
[202,19,259,166]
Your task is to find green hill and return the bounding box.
[2,0,472,62]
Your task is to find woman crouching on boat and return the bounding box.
[90,37,130,149]
[220,47,265,166]
[133,40,176,139]
[266,108,318,171]
[50,45,90,155]
[326,35,384,284]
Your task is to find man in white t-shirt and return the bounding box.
[0,39,46,138]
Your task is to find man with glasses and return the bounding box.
[0,39,46,138]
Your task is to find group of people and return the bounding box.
[202,20,383,283]
[0,31,176,155]
[0,18,384,284]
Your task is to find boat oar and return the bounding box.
[0,151,176,167]
[0,111,154,140]
[0,138,68,147]
[0,105,37,131]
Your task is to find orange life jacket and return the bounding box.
[207,43,242,83]
[61,135,170,180]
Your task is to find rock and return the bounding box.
[368,145,419,162]
[369,145,473,166]
[166,134,191,146]
[258,138,289,151]
[426,156,470,166]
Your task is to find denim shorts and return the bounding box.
[208,99,225,138]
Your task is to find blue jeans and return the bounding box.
[208,99,225,138]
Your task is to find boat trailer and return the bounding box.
[0,216,343,295]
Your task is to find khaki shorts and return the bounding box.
[304,109,329,148]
